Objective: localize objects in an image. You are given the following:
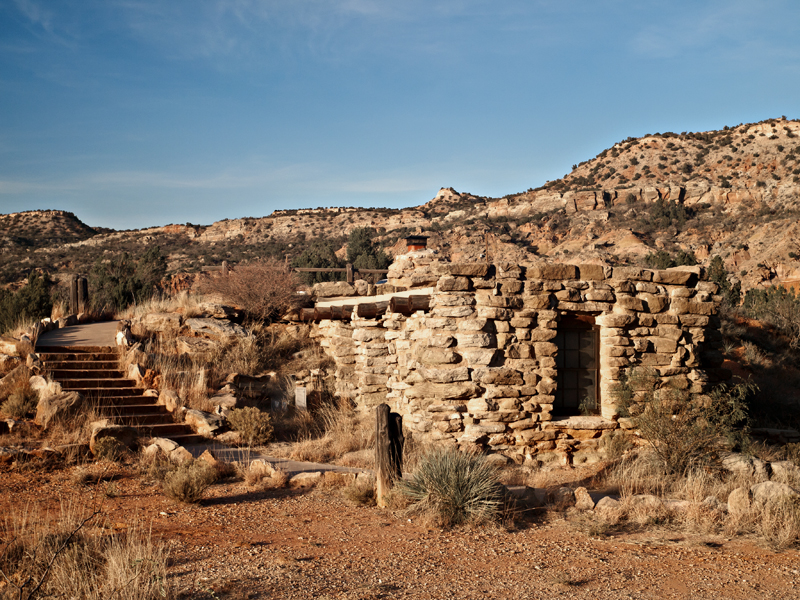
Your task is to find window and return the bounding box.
[554,314,599,416]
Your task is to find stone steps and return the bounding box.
[37,344,205,445]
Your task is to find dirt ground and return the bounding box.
[1,461,799,600]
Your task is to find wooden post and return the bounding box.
[346,262,354,284]
[77,277,88,314]
[69,275,78,315]
[375,403,403,508]
[222,261,229,277]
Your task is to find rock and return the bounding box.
[550,486,576,508]
[353,279,370,296]
[210,388,239,417]
[313,281,356,298]
[89,420,139,454]
[176,336,218,360]
[184,318,247,340]
[169,446,194,465]
[196,303,240,319]
[594,496,620,511]
[721,453,771,480]
[249,459,277,478]
[184,409,225,437]
[727,487,752,516]
[0,366,28,401]
[34,391,84,429]
[289,471,323,488]
[750,481,800,507]
[149,437,180,454]
[29,375,62,399]
[770,460,800,483]
[504,485,547,508]
[142,389,159,397]
[0,337,20,357]
[574,487,595,511]
[157,390,182,412]
[215,431,242,446]
[198,448,221,467]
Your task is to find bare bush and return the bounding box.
[161,460,217,504]
[198,259,302,323]
[227,407,274,447]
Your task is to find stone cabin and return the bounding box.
[309,250,728,467]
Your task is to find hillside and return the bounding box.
[1,117,799,293]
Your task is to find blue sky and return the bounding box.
[1,0,799,230]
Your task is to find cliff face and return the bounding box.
[2,117,799,292]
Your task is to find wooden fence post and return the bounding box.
[346,262,354,284]
[77,277,88,314]
[375,402,404,508]
[69,275,78,315]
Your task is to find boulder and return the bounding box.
[34,391,84,429]
[196,302,240,320]
[209,386,239,416]
[312,281,356,298]
[184,409,224,437]
[184,318,247,340]
[214,430,241,446]
[157,389,182,412]
[549,487,576,508]
[0,337,21,357]
[176,336,218,360]
[574,487,595,511]
[727,487,752,516]
[289,471,323,488]
[169,446,194,465]
[353,279,370,296]
[594,496,620,511]
[770,460,800,483]
[142,312,183,333]
[750,481,800,507]
[721,453,771,481]
[89,420,139,454]
[504,485,547,508]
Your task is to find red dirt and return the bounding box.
[1,462,798,600]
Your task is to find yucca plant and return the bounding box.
[397,447,503,528]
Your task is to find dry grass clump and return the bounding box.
[0,502,172,599]
[287,404,374,465]
[115,290,205,321]
[92,437,130,463]
[397,447,504,529]
[227,407,274,448]
[0,366,37,418]
[342,481,377,506]
[161,459,217,504]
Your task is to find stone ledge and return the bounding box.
[542,416,618,431]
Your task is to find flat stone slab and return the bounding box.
[37,321,120,348]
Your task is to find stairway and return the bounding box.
[37,345,205,445]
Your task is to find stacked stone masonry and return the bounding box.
[312,252,728,467]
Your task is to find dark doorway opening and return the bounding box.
[554,314,599,416]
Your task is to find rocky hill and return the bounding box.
[2,117,799,293]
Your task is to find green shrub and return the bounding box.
[161,460,217,503]
[742,284,800,349]
[0,270,53,334]
[89,246,166,313]
[227,406,274,447]
[614,368,757,476]
[397,447,503,528]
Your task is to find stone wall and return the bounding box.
[312,251,728,467]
